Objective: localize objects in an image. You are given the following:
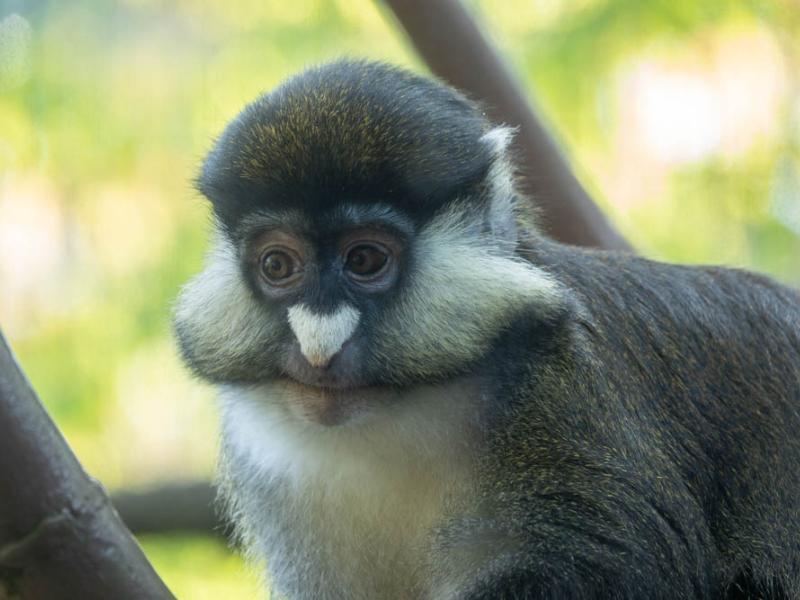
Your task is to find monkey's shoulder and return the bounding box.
[496,240,800,436]
[527,242,800,347]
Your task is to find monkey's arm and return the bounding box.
[443,444,714,600]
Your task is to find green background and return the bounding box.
[1,0,798,596]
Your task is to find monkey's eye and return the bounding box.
[260,249,302,286]
[344,244,389,279]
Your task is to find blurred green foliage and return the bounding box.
[0,0,798,596]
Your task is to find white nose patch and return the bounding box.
[287,304,361,368]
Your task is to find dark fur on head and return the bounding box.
[198,59,496,233]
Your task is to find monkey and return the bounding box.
[173,59,800,600]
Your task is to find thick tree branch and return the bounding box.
[381,0,631,251]
[0,330,173,600]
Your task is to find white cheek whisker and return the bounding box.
[174,234,283,379]
[374,204,562,380]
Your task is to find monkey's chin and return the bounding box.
[275,377,398,427]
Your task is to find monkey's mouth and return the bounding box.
[280,366,366,391]
[280,339,369,390]
[277,341,396,424]
[276,377,394,426]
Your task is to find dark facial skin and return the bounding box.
[242,223,406,395]
[245,227,402,300]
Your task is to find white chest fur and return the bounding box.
[217,381,481,600]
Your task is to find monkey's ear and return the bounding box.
[480,127,519,245]
[480,126,516,158]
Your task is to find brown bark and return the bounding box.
[381,0,631,251]
[0,330,174,600]
[112,482,225,538]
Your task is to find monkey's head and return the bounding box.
[175,60,561,424]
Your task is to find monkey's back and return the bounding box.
[479,240,800,598]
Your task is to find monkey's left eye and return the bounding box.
[260,249,303,286]
[344,244,389,279]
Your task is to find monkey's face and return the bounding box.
[174,61,560,424]
[218,204,412,393]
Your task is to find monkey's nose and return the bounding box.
[284,340,356,389]
[287,303,360,369]
[305,353,333,370]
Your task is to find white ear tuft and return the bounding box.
[480,126,516,157]
[480,127,519,243]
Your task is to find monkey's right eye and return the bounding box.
[260,249,303,286]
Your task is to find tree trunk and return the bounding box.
[0,331,173,600]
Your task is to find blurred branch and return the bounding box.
[0,330,174,600]
[381,0,631,251]
[112,482,227,538]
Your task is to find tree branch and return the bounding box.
[381,0,631,251]
[112,482,226,538]
[0,330,174,600]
